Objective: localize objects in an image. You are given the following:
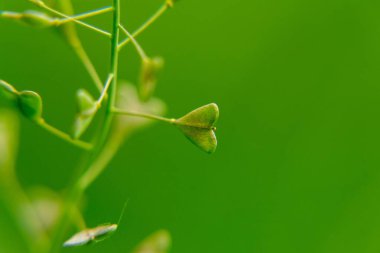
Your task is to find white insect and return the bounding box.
[63,224,118,247]
[63,200,128,247]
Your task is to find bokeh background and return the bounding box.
[2,0,380,252]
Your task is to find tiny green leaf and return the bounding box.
[133,230,172,253]
[17,90,43,121]
[63,224,118,247]
[139,57,164,101]
[175,103,219,153]
[73,89,97,139]
[0,80,18,102]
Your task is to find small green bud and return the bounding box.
[73,89,97,139]
[0,80,18,101]
[63,224,118,247]
[176,103,219,153]
[17,90,43,121]
[133,230,171,253]
[139,57,164,101]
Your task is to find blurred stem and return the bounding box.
[48,1,121,252]
[0,175,50,253]
[118,2,170,50]
[36,119,93,150]
[58,0,104,92]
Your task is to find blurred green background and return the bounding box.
[2,0,380,252]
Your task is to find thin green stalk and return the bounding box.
[58,0,104,92]
[31,0,112,37]
[76,0,121,194]
[118,2,169,50]
[96,73,114,108]
[112,108,175,124]
[48,1,121,251]
[119,24,148,60]
[58,6,113,25]
[73,44,104,92]
[36,119,93,150]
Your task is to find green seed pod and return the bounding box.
[0,10,55,28]
[176,103,219,154]
[0,80,18,102]
[73,89,97,139]
[133,230,172,253]
[18,90,43,121]
[139,57,164,101]
[20,10,55,28]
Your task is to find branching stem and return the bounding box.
[119,24,148,59]
[96,73,114,108]
[118,2,170,50]
[58,6,113,25]
[30,0,112,37]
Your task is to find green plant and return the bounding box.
[0,0,219,252]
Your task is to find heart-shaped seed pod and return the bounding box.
[175,103,219,154]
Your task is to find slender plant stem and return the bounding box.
[36,119,93,150]
[76,0,121,190]
[73,44,104,92]
[112,108,175,124]
[31,1,112,37]
[58,6,113,25]
[119,24,148,59]
[48,1,121,252]
[58,0,104,92]
[118,2,169,50]
[96,73,114,108]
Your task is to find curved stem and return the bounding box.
[58,0,104,92]
[119,24,148,59]
[36,119,93,150]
